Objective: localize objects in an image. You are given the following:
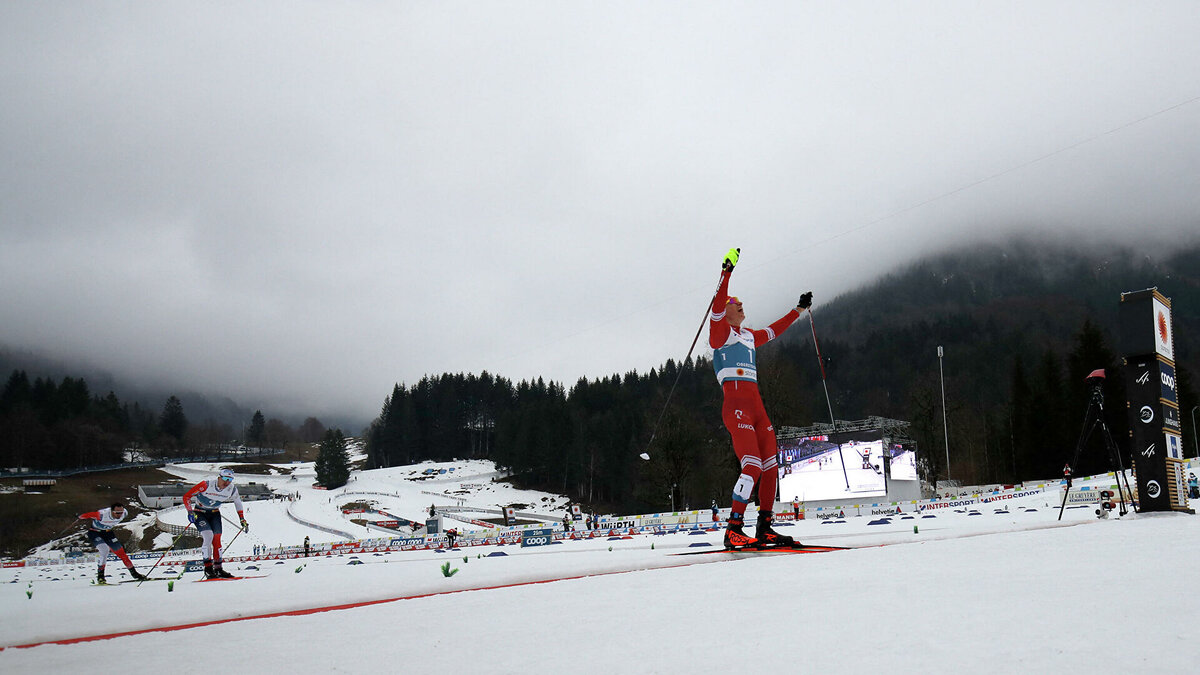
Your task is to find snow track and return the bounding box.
[5,459,1198,672]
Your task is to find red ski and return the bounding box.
[672,544,849,556]
[195,574,268,582]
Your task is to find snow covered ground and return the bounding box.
[148,456,575,554]
[2,457,1198,673]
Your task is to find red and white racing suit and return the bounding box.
[184,478,245,565]
[709,268,800,522]
[79,507,135,571]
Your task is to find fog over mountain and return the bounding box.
[0,345,369,434]
[3,3,1198,421]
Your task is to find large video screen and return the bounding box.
[777,430,887,502]
[889,442,918,481]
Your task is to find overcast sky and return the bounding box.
[2,2,1199,421]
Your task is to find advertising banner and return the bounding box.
[1166,432,1183,460]
[1152,294,1175,361]
[1159,360,1178,404]
[1119,288,1174,360]
[388,537,424,549]
[1063,489,1101,505]
[1126,356,1172,512]
[521,528,554,548]
[1164,404,1181,434]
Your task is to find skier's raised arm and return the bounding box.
[708,248,739,349]
[749,291,812,347]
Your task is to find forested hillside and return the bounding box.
[785,241,1198,483]
[0,370,332,472]
[11,239,1192,511]
[366,239,1199,514]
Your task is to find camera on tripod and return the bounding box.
[1058,367,1135,520]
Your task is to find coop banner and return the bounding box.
[521,528,554,548]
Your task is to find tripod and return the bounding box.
[1058,372,1136,520]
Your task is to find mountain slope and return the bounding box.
[764,237,1198,483]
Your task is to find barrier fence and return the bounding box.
[1,448,290,479]
[11,466,1186,569]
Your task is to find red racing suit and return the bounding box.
[709,268,800,520]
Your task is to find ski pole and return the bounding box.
[221,512,249,531]
[640,262,732,461]
[224,525,245,549]
[807,308,850,490]
[221,512,257,546]
[807,308,836,427]
[33,518,82,558]
[138,525,192,586]
[220,520,249,562]
[49,517,81,541]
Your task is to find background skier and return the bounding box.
[77,503,146,583]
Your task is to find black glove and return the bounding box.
[797,292,813,310]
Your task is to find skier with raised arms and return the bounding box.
[78,503,147,583]
[710,248,812,549]
[183,468,249,579]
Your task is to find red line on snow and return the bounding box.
[2,561,707,651]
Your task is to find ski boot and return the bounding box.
[723,514,758,550]
[128,568,147,581]
[204,563,219,579]
[755,511,797,548]
[213,564,235,579]
[96,568,107,585]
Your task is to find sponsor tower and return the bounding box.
[1120,288,1189,512]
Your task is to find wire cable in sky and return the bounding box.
[485,92,1200,380]
[759,91,1200,268]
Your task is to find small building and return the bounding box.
[23,478,56,492]
[138,482,274,508]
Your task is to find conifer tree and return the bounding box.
[315,428,351,488]
[160,395,188,443]
[247,410,266,447]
